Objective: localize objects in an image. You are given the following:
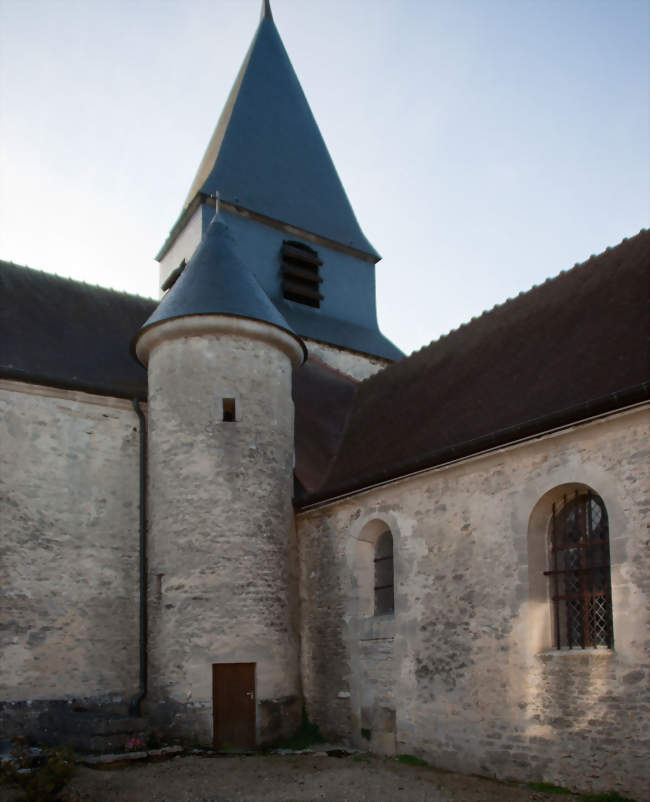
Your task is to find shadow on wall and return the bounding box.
[353,518,397,755]
[521,483,620,784]
[354,518,395,620]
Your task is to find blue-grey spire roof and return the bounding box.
[137,216,305,357]
[183,3,379,259]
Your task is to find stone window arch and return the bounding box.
[528,484,613,651]
[354,519,396,619]
[374,530,394,616]
[547,490,613,649]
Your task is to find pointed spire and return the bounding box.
[182,3,378,258]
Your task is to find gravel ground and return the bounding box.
[1,752,570,802]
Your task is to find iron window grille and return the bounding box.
[281,240,323,308]
[544,491,613,649]
[374,530,394,616]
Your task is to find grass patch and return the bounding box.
[527,782,636,802]
[528,783,574,795]
[396,753,428,767]
[274,706,324,750]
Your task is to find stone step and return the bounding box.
[58,713,147,754]
[61,714,146,737]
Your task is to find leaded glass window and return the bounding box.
[546,492,613,649]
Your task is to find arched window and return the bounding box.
[545,491,613,649]
[374,530,394,616]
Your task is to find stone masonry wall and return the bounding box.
[303,338,391,381]
[0,381,140,732]
[297,405,649,797]
[145,325,302,745]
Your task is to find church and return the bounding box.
[1,1,648,797]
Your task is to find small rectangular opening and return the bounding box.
[222,398,236,422]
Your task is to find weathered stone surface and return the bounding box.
[144,320,303,746]
[259,695,302,743]
[1,346,647,796]
[303,339,390,380]
[0,382,140,724]
[298,405,650,797]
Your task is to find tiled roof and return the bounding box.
[293,357,358,495]
[0,257,353,494]
[0,261,153,399]
[2,229,647,503]
[304,230,650,503]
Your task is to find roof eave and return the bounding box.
[0,367,148,402]
[131,311,307,367]
[298,381,650,508]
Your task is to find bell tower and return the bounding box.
[156,0,401,376]
[134,218,305,745]
[135,0,402,746]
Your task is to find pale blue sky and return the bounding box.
[1,0,648,355]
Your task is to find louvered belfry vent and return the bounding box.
[281,240,323,308]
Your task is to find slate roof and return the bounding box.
[136,217,306,362]
[0,257,350,487]
[0,261,153,399]
[177,3,378,258]
[2,230,648,503]
[293,357,358,494]
[302,230,650,504]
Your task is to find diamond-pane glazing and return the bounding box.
[548,492,613,649]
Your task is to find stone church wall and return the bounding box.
[303,338,391,381]
[297,405,649,797]
[0,381,140,736]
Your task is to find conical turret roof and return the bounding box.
[183,2,378,258]
[136,215,305,359]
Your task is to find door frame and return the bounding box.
[212,662,257,749]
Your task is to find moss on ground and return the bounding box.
[395,754,428,767]
[527,783,635,802]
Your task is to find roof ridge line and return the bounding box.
[352,227,649,388]
[0,260,156,303]
[412,226,650,358]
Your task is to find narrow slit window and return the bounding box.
[281,240,323,308]
[374,530,394,616]
[222,398,236,422]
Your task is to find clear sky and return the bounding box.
[1,0,648,356]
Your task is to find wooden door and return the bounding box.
[212,663,256,749]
